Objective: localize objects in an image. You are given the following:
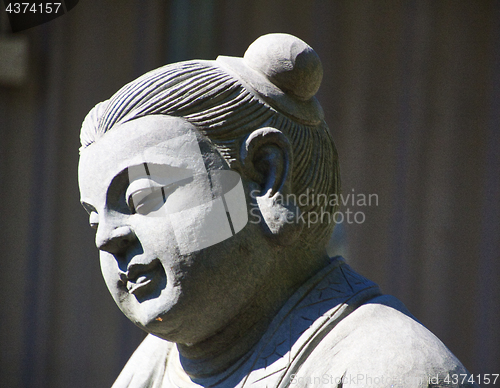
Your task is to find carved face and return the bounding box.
[78,115,266,344]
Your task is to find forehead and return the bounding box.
[78,115,206,199]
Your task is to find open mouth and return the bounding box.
[119,259,164,299]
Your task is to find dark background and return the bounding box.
[0,1,499,387]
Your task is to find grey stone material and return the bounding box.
[78,33,477,387]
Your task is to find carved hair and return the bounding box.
[80,60,339,248]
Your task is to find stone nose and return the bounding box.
[96,225,136,255]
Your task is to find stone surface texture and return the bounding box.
[78,33,477,387]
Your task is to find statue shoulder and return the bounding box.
[112,334,173,388]
[293,294,477,387]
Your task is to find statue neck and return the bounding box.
[177,279,287,379]
[176,250,331,381]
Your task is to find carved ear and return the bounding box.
[241,127,291,195]
[241,127,303,244]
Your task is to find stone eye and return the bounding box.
[89,211,99,230]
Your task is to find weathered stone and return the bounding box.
[78,33,477,387]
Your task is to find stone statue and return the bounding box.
[78,34,477,387]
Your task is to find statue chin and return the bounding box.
[118,267,173,331]
[78,33,478,388]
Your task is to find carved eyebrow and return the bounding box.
[106,168,131,200]
[126,163,193,186]
[79,168,128,216]
[80,162,188,216]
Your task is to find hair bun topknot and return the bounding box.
[243,33,323,101]
[216,33,324,125]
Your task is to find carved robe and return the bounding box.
[113,258,476,388]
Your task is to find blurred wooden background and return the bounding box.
[0,1,499,386]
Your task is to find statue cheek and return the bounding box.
[99,253,123,295]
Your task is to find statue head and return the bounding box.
[78,33,340,346]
